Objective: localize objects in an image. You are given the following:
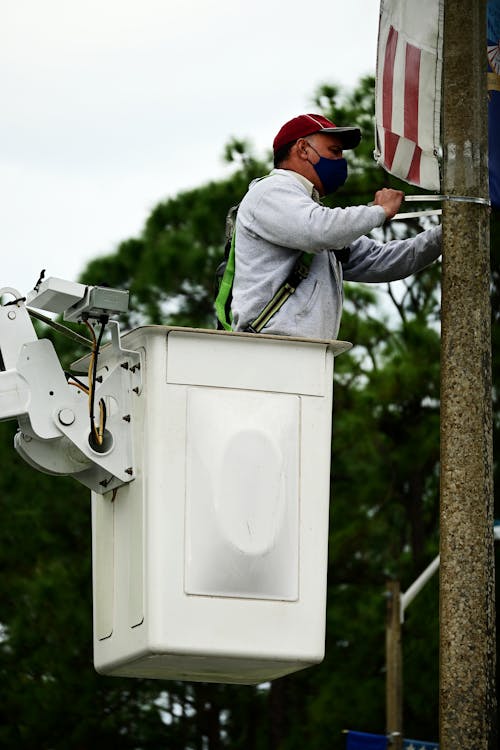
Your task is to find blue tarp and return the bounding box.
[344,731,439,750]
[345,731,388,750]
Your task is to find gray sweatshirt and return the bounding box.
[231,169,442,339]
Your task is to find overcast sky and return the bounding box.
[2,0,380,295]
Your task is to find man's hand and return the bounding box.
[373,188,404,219]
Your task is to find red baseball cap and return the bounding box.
[273,113,361,154]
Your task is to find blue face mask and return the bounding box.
[307,142,348,195]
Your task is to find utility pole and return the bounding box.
[440,1,497,748]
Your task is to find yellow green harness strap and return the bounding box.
[214,228,237,331]
[214,226,314,333]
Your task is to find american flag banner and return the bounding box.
[375,0,444,190]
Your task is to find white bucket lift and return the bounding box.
[0,278,350,685]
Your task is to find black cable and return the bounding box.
[89,318,107,449]
[99,397,107,438]
[4,296,26,306]
[64,371,89,392]
[33,269,46,292]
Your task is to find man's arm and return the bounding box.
[240,175,388,251]
[342,225,442,283]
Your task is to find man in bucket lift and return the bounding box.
[222,113,441,340]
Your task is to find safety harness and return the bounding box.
[214,204,314,333]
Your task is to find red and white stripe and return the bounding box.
[375,0,444,190]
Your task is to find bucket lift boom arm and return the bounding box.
[0,278,140,493]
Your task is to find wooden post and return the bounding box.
[386,580,402,750]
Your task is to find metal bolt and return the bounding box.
[58,408,75,426]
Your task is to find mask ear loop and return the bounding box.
[303,140,320,165]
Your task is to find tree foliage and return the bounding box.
[79,141,267,329]
[1,76,497,749]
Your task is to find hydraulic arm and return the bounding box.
[0,278,140,493]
